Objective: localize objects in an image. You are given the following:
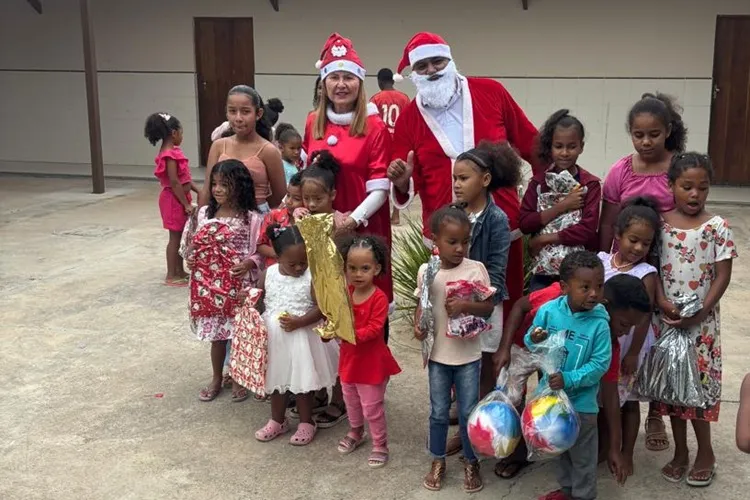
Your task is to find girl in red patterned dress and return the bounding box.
[655,153,737,487]
[336,235,401,468]
[144,112,199,286]
[182,160,264,403]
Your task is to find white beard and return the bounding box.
[411,60,459,109]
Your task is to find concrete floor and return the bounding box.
[1,175,749,500]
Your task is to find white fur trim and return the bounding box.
[327,135,338,146]
[409,43,452,66]
[321,59,366,80]
[325,102,379,126]
[390,177,414,210]
[393,73,404,83]
[315,59,322,69]
[366,178,390,192]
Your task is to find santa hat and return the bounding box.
[394,32,452,80]
[314,32,366,80]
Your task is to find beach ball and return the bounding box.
[467,400,522,458]
[521,394,579,458]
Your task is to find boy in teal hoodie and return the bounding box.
[525,251,611,500]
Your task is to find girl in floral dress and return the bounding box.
[182,159,264,403]
[655,153,737,488]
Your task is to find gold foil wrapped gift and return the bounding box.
[295,213,356,344]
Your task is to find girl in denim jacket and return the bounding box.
[453,140,521,398]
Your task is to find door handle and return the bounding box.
[712,84,720,100]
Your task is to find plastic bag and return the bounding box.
[419,256,441,368]
[467,369,522,459]
[533,170,587,275]
[636,294,705,408]
[444,280,496,339]
[521,329,580,461]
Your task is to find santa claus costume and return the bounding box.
[303,33,394,305]
[390,32,540,318]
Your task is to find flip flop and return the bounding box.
[686,463,717,487]
[231,388,249,403]
[198,387,221,402]
[495,459,531,479]
[661,461,689,483]
[165,277,189,287]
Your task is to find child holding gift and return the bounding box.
[525,251,611,500]
[415,205,495,493]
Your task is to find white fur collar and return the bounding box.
[326,102,378,125]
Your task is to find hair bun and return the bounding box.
[641,92,657,100]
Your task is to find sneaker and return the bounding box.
[538,491,570,500]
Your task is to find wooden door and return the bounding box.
[194,18,255,166]
[708,16,750,185]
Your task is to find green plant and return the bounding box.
[391,216,431,324]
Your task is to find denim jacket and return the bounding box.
[469,195,510,303]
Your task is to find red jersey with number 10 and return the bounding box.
[370,89,411,136]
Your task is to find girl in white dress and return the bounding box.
[254,223,339,446]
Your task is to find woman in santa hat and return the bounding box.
[302,33,393,428]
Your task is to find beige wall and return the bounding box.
[1,0,748,178]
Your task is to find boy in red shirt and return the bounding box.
[370,68,410,225]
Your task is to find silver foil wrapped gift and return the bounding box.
[636,293,705,408]
[419,256,441,368]
[532,170,588,276]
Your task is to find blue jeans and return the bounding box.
[428,359,481,463]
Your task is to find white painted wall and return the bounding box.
[0,0,748,178]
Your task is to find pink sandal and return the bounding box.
[290,422,317,446]
[255,419,289,442]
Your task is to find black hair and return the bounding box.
[144,112,181,146]
[312,76,322,109]
[615,196,660,242]
[536,109,585,165]
[559,250,603,282]
[627,92,687,153]
[668,151,714,183]
[377,68,394,87]
[275,122,302,145]
[337,234,389,276]
[224,85,273,141]
[264,98,284,127]
[429,203,472,237]
[266,223,305,257]
[288,172,303,188]
[456,140,522,191]
[604,274,651,314]
[207,159,258,219]
[301,150,340,192]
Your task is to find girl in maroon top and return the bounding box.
[336,235,401,468]
[520,110,601,292]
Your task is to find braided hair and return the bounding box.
[337,234,388,275]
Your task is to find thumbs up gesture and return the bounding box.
[387,150,414,193]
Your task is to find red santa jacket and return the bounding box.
[391,76,540,238]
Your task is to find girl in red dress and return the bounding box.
[145,112,199,286]
[336,235,401,468]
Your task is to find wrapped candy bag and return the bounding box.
[418,256,441,368]
[636,294,705,408]
[444,280,496,339]
[295,213,356,344]
[521,329,580,461]
[229,289,268,397]
[533,170,587,276]
[467,369,522,459]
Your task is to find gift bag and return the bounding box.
[467,369,522,459]
[418,256,441,368]
[636,294,705,408]
[229,289,268,396]
[444,280,496,339]
[521,330,580,461]
[295,213,355,344]
[533,170,587,276]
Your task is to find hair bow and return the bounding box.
[273,226,287,238]
[159,113,172,122]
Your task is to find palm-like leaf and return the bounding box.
[391,217,431,324]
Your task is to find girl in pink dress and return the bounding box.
[598,93,688,450]
[144,112,199,286]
